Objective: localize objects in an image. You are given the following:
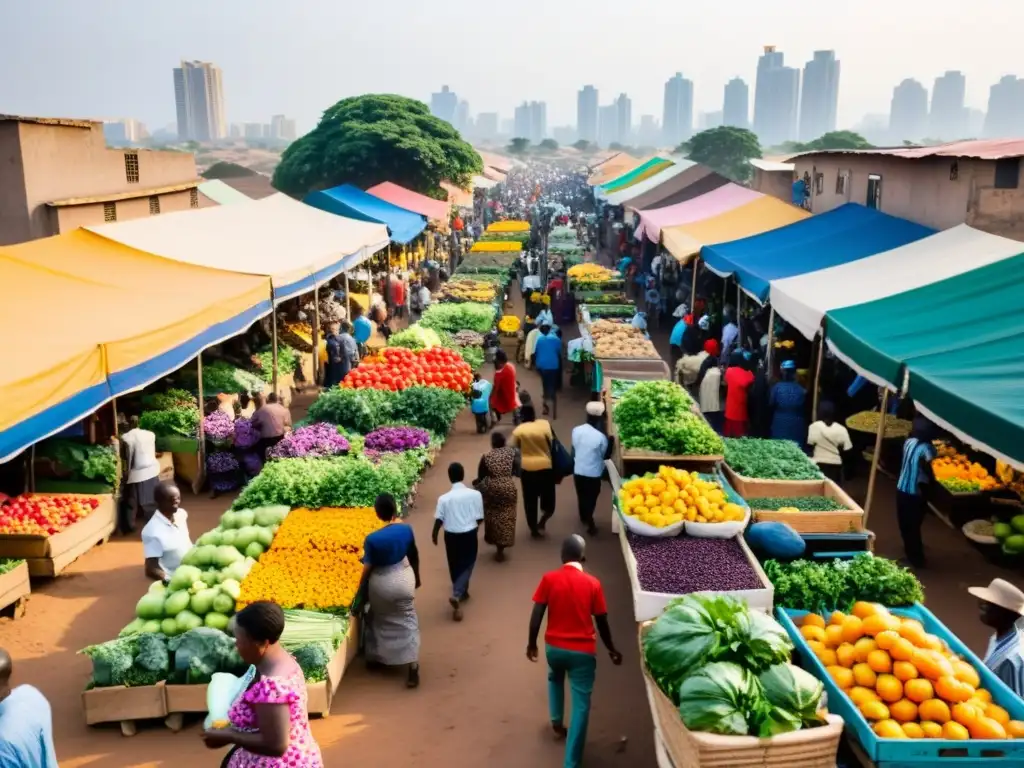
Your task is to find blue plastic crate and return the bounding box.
[777,604,1024,766]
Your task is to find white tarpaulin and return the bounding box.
[769,224,1024,340]
[87,193,389,301]
[601,160,696,206]
[471,175,501,190]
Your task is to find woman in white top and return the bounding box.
[141,483,192,583]
[696,339,723,433]
[120,415,161,533]
[807,400,853,485]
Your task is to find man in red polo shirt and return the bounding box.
[527,536,622,768]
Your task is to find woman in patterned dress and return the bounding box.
[202,601,323,767]
[475,431,520,562]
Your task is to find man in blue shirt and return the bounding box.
[895,417,936,568]
[352,305,373,357]
[533,325,563,419]
[572,402,611,536]
[470,373,493,433]
[668,305,688,371]
[0,648,58,768]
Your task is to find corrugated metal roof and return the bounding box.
[47,180,201,207]
[749,158,795,172]
[792,138,1024,162]
[0,114,96,129]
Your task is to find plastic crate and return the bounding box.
[777,604,1024,767]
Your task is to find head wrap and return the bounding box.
[698,315,711,331]
[704,339,721,357]
[672,303,688,318]
[585,402,606,417]
[780,359,797,370]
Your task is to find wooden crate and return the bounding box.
[82,681,168,736]
[610,413,722,476]
[0,560,30,618]
[307,616,360,718]
[640,625,843,768]
[720,464,825,498]
[0,495,116,577]
[736,475,865,534]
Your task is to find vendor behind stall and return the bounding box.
[120,415,160,533]
[971,578,1024,697]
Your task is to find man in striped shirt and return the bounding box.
[970,578,1024,698]
[895,418,936,568]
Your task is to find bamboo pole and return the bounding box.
[311,284,321,387]
[736,282,742,351]
[765,306,776,374]
[690,256,699,312]
[111,395,119,438]
[863,388,890,526]
[811,333,825,420]
[196,353,206,494]
[344,271,351,319]
[270,298,279,397]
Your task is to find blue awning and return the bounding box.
[700,203,935,303]
[304,184,427,244]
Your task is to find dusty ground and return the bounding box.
[1,321,1018,768]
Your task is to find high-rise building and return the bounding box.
[514,102,546,142]
[103,118,148,145]
[454,100,471,134]
[430,85,458,124]
[243,123,263,140]
[663,73,694,147]
[577,85,599,143]
[500,118,515,137]
[723,77,749,130]
[985,75,1024,138]
[281,119,297,142]
[476,112,499,140]
[270,115,286,139]
[637,115,660,146]
[615,94,632,146]
[598,105,618,147]
[889,78,929,142]
[753,47,800,147]
[173,60,227,142]
[514,103,530,140]
[930,71,967,140]
[799,50,841,141]
[699,111,723,131]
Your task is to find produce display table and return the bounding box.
[0,560,30,618]
[0,494,115,577]
[609,412,722,477]
[725,469,865,534]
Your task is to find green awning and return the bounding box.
[825,251,1024,466]
[599,158,673,193]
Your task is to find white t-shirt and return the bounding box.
[121,428,159,484]
[808,421,853,465]
[141,509,192,575]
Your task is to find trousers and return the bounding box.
[896,490,926,566]
[443,529,478,599]
[573,475,602,527]
[521,469,556,533]
[546,646,597,768]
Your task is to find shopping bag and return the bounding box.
[551,437,574,480]
[204,665,256,729]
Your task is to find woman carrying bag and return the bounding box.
[510,403,566,539]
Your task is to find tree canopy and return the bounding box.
[537,138,559,151]
[202,161,259,179]
[677,126,762,182]
[507,137,530,154]
[272,94,481,199]
[784,131,874,153]
[572,139,593,152]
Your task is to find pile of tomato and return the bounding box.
[343,346,473,393]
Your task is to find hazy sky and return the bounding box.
[3,0,1021,134]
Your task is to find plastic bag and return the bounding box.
[204,665,255,729]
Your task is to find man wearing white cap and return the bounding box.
[970,578,1024,697]
[571,402,610,536]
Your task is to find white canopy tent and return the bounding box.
[471,175,501,190]
[87,193,390,302]
[768,225,1024,341]
[600,160,695,207]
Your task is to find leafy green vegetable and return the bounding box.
[292,644,332,682]
[390,386,465,436]
[0,559,24,576]
[139,405,200,438]
[389,325,443,350]
[454,344,484,372]
[758,663,825,731]
[307,388,396,433]
[746,496,848,511]
[81,636,138,687]
[176,360,266,395]
[614,381,722,456]
[763,554,924,614]
[169,627,244,684]
[677,662,768,736]
[251,344,300,382]
[419,301,496,334]
[141,388,195,411]
[724,438,824,480]
[36,439,118,484]
[124,633,171,687]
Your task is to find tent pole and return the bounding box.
[311,284,321,387]
[765,307,776,374]
[863,388,890,527]
[271,297,279,397]
[196,353,206,494]
[690,255,699,313]
[385,245,392,315]
[736,282,742,351]
[811,332,825,420]
[344,272,351,320]
[111,395,119,438]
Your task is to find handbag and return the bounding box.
[550,437,574,479]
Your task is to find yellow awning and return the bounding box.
[661,197,811,264]
[587,154,641,186]
[486,221,530,233]
[0,230,272,461]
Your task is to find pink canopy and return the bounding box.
[635,184,762,241]
[366,182,450,223]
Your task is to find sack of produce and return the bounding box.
[746,521,806,560]
[205,665,256,729]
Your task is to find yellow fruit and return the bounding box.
[936,675,976,703]
[968,717,1007,740]
[919,698,951,724]
[952,659,981,689]
[860,700,891,721]
[973,688,993,704]
[893,660,919,682]
[836,643,858,668]
[825,624,845,648]
[853,663,878,688]
[817,648,838,667]
[901,722,925,738]
[921,633,946,652]
[852,601,884,619]
[905,678,934,703]
[942,721,970,740]
[868,650,893,674]
[986,703,1011,726]
[876,674,904,703]
[913,649,954,681]
[798,616,824,636]
[828,666,855,689]
[952,701,986,728]
[863,614,900,637]
[842,616,865,644]
[1006,720,1024,738]
[829,611,847,626]
[873,719,907,738]
[920,721,943,738]
[875,630,901,651]
[889,698,919,723]
[848,686,880,706]
[890,638,916,662]
[854,637,879,663]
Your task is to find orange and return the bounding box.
[920,721,943,739]
[876,674,904,703]
[873,719,907,738]
[952,701,985,727]
[868,649,893,674]
[901,722,925,738]
[1006,720,1024,738]
[800,625,826,643]
[936,675,976,703]
[848,686,880,706]
[952,659,981,688]
[921,633,946,652]
[973,688,993,704]
[836,643,858,668]
[893,660,919,682]
[968,717,1007,740]
[854,637,879,663]
[905,678,934,703]
[897,619,927,647]
[801,612,826,629]
[828,666,854,690]
[807,640,826,657]
[825,624,845,648]
[942,721,970,740]
[890,637,916,662]
[842,616,865,644]
[863,613,900,637]
[919,698,952,724]
[860,700,890,721]
[986,704,1011,726]
[853,663,878,688]
[875,630,901,651]
[913,649,955,681]
[829,610,847,626]
[852,601,886,619]
[816,647,838,667]
[889,698,919,723]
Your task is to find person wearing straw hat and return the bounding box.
[970,578,1024,696]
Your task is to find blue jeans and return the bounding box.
[546,646,597,768]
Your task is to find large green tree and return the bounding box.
[272,94,481,199]
[677,126,762,182]
[572,139,593,152]
[537,138,559,152]
[507,137,530,154]
[789,130,874,153]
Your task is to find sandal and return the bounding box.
[407,664,420,689]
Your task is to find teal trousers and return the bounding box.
[546,645,597,768]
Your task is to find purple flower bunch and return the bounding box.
[267,423,351,460]
[233,417,260,449]
[207,451,239,474]
[203,409,234,442]
[212,477,240,492]
[240,451,264,477]
[364,426,431,453]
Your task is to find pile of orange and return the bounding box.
[799,601,1024,740]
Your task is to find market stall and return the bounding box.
[0,558,29,619]
[0,493,115,577]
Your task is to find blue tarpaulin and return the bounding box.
[304,184,427,244]
[700,203,935,303]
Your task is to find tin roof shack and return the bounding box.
[749,158,796,204]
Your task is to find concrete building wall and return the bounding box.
[750,167,794,203]
[53,189,202,233]
[0,123,31,245]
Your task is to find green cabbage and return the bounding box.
[643,597,722,703]
[758,663,826,730]
[135,593,165,620]
[677,662,767,736]
[727,610,794,673]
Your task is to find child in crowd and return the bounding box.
[470,373,493,433]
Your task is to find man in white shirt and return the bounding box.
[120,415,161,533]
[141,482,192,583]
[432,463,484,621]
[572,402,611,536]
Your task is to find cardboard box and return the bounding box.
[82,681,168,726]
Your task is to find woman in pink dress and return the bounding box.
[202,601,323,767]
